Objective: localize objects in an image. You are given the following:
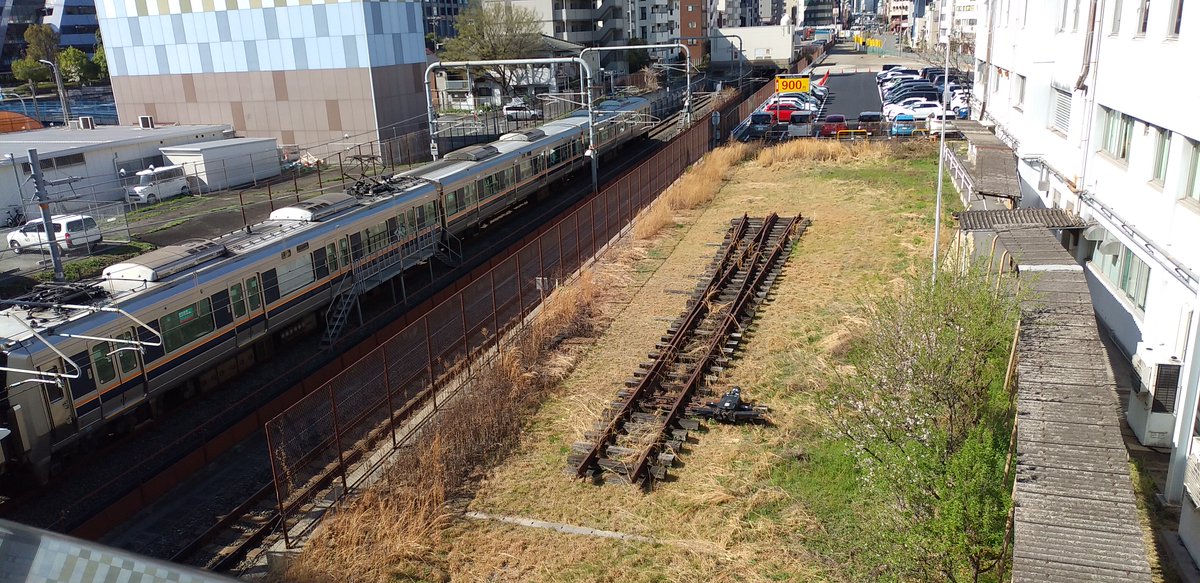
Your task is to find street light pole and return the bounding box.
[38,60,70,126]
[931,4,951,284]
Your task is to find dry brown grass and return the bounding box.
[434,140,951,582]
[755,139,891,168]
[633,142,759,239]
[284,275,599,583]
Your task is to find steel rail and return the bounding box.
[626,214,801,486]
[572,214,755,478]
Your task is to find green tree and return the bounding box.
[91,29,108,82]
[625,39,650,73]
[23,23,60,63]
[57,46,89,84]
[442,0,542,96]
[829,263,1020,581]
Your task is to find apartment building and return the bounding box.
[95,0,429,149]
[678,0,707,65]
[887,0,911,33]
[424,0,469,38]
[628,0,677,44]
[1,0,99,72]
[801,0,836,25]
[972,0,1200,564]
[508,0,630,72]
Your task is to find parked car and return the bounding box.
[778,91,820,105]
[901,102,954,119]
[819,114,848,137]
[884,81,935,100]
[787,111,817,137]
[884,97,938,118]
[7,214,102,254]
[767,97,818,112]
[503,104,544,121]
[765,103,806,123]
[857,111,884,135]
[742,112,776,141]
[890,114,917,137]
[927,111,958,135]
[126,165,190,205]
[886,89,940,104]
[810,84,830,98]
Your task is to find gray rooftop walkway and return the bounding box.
[994,224,1153,582]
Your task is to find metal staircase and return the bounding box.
[318,228,442,349]
[434,230,464,266]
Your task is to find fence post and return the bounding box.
[382,349,397,450]
[425,317,436,412]
[515,251,524,317]
[328,384,350,497]
[338,151,346,190]
[265,426,290,548]
[489,270,499,344]
[459,294,470,378]
[317,159,323,189]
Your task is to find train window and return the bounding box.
[246,276,262,311]
[325,243,338,272]
[338,239,350,267]
[230,282,246,318]
[276,254,316,297]
[425,202,436,225]
[365,223,388,253]
[44,366,63,402]
[548,148,561,167]
[464,183,477,205]
[160,299,216,353]
[408,208,417,230]
[504,168,516,188]
[416,204,426,227]
[116,332,138,374]
[90,342,117,384]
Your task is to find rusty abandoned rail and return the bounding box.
[570,213,808,487]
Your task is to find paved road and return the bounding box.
[821,72,884,119]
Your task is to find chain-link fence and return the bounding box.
[264,85,769,546]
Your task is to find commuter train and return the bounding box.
[0,97,652,482]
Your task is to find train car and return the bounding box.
[0,96,654,482]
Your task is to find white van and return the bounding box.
[126,165,190,204]
[7,214,103,254]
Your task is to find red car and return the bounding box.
[819,114,848,137]
[765,103,804,123]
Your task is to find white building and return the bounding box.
[887,0,912,33]
[0,123,231,209]
[971,0,1200,566]
[506,0,631,73]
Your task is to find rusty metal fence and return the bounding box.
[264,86,770,546]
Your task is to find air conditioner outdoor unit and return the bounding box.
[138,115,155,130]
[1128,345,1184,447]
[78,116,95,129]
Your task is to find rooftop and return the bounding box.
[0,123,233,163]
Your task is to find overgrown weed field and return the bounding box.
[442,141,959,581]
[286,139,1005,582]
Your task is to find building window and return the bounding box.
[1111,0,1123,33]
[1051,88,1071,133]
[1168,0,1185,35]
[1100,107,1133,160]
[1152,127,1171,184]
[1090,242,1151,311]
[1073,0,1083,30]
[1015,74,1026,107]
[1137,0,1151,34]
[1059,0,1070,30]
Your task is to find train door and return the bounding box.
[65,347,101,430]
[236,275,267,346]
[39,363,77,443]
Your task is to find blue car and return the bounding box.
[890,114,916,137]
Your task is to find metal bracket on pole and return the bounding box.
[581,43,692,128]
[26,149,65,282]
[424,57,596,162]
[673,35,744,91]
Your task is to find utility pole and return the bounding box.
[26,148,65,282]
[38,60,70,126]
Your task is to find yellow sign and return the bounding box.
[775,76,810,93]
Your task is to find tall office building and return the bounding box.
[95,0,429,149]
[972,0,1200,566]
[43,0,99,52]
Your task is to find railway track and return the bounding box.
[114,90,731,573]
[569,213,808,488]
